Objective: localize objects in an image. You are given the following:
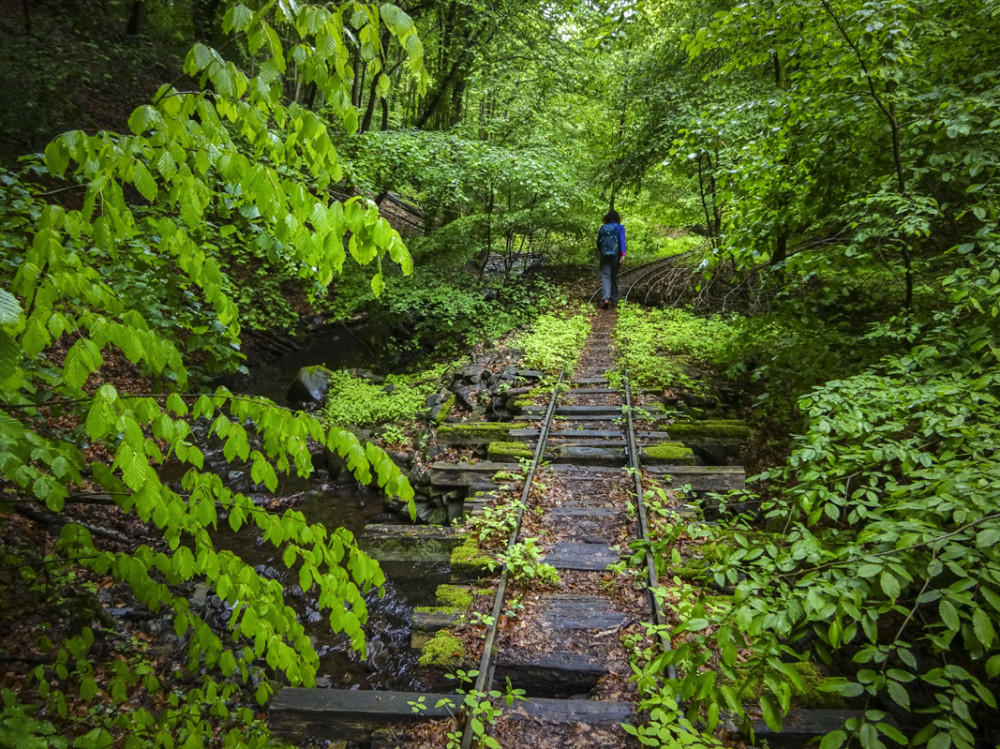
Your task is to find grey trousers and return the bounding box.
[600,256,620,303]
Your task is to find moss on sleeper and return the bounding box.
[437,422,516,445]
[487,441,534,462]
[667,419,751,440]
[413,605,462,616]
[435,584,474,609]
[450,537,493,574]
[417,631,466,668]
[643,441,696,465]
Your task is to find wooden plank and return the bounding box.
[544,542,620,571]
[646,465,745,492]
[361,524,466,562]
[269,688,456,742]
[552,445,625,466]
[429,461,520,487]
[520,405,622,416]
[735,708,875,747]
[504,698,634,725]
[547,506,617,518]
[536,596,630,631]
[510,428,623,439]
[494,651,607,696]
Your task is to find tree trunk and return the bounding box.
[126,0,146,34]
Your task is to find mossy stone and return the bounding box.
[487,441,534,462]
[417,631,466,668]
[435,584,474,609]
[434,395,456,424]
[643,441,696,465]
[437,422,516,445]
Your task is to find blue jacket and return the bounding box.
[597,222,626,260]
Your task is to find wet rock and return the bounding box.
[254,565,280,580]
[456,364,488,385]
[414,501,447,525]
[453,386,475,410]
[408,464,428,485]
[288,365,334,404]
[191,583,210,613]
[424,445,447,460]
[352,368,385,384]
[384,450,411,470]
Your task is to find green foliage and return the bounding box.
[493,538,560,587]
[637,308,1000,746]
[518,309,590,375]
[373,273,566,360]
[467,499,524,547]
[0,1,424,743]
[614,304,741,391]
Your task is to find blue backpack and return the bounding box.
[598,224,620,257]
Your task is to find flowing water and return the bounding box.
[207,321,452,691]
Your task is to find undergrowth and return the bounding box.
[517,308,590,374]
[614,303,741,391]
[322,362,453,427]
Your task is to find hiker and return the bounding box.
[597,209,626,308]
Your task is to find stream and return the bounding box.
[209,319,450,692]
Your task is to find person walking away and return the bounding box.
[597,209,626,308]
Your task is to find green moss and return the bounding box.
[667,419,751,441]
[414,605,462,616]
[511,397,536,409]
[437,422,516,445]
[735,661,844,709]
[450,537,493,574]
[417,631,466,668]
[643,441,696,465]
[435,395,456,424]
[435,584,474,609]
[487,441,534,462]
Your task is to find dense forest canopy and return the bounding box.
[2,0,1000,746]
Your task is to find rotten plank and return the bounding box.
[646,464,746,492]
[544,542,620,571]
[494,651,608,697]
[504,697,635,725]
[269,688,455,743]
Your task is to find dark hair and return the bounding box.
[603,209,621,224]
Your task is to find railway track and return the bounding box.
[269,309,751,747]
[588,248,702,307]
[459,311,674,748]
